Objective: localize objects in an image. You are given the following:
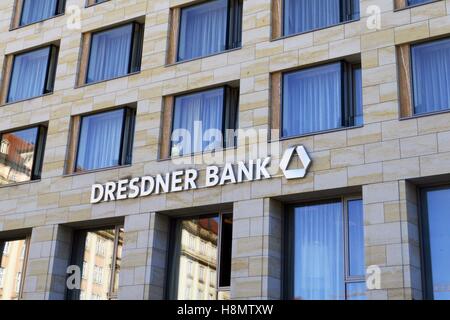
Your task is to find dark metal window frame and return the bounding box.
[74,107,136,173]
[166,210,233,300]
[66,224,124,300]
[0,125,47,183]
[85,22,144,84]
[176,0,243,62]
[280,60,362,139]
[7,45,59,104]
[283,196,365,300]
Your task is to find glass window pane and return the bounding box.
[0,127,39,185]
[219,213,233,288]
[0,239,27,300]
[173,216,222,300]
[283,63,342,137]
[423,187,450,300]
[8,47,51,103]
[87,24,133,83]
[412,38,450,115]
[346,282,367,300]
[76,109,125,172]
[353,67,363,126]
[348,199,365,277]
[283,0,359,36]
[20,0,58,26]
[69,228,121,300]
[172,88,224,156]
[293,201,345,300]
[178,0,228,61]
[407,0,433,6]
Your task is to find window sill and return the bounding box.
[400,108,450,121]
[1,92,54,107]
[166,47,242,67]
[271,18,360,42]
[9,13,65,31]
[277,125,364,142]
[0,179,41,189]
[63,164,132,178]
[158,145,237,162]
[393,0,442,12]
[75,71,141,89]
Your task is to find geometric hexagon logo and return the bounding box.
[279,145,312,180]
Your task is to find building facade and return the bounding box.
[0,0,449,300]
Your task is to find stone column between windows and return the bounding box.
[22,225,72,300]
[231,198,283,300]
[363,180,422,300]
[118,212,169,300]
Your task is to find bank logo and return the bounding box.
[280,146,311,180]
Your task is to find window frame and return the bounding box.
[278,60,362,139]
[283,195,365,300]
[70,107,136,174]
[0,235,31,300]
[66,224,124,301]
[166,210,233,300]
[0,125,47,185]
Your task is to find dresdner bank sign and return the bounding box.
[90,146,311,204]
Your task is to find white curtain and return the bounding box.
[412,38,450,115]
[76,110,124,171]
[87,24,133,83]
[8,47,50,103]
[21,0,58,25]
[284,0,340,35]
[283,63,342,137]
[172,88,224,156]
[293,201,344,300]
[178,0,228,61]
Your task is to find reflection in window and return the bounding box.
[411,38,450,115]
[67,226,124,300]
[282,62,362,137]
[287,198,365,300]
[87,23,143,83]
[169,213,233,300]
[0,238,28,300]
[0,126,46,185]
[8,46,58,103]
[75,108,135,172]
[178,0,242,61]
[283,0,360,36]
[20,0,65,26]
[171,86,238,156]
[421,187,450,300]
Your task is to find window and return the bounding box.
[0,238,28,300]
[280,61,362,138]
[86,0,109,6]
[285,198,366,300]
[72,108,135,173]
[0,126,47,185]
[395,0,437,9]
[6,45,58,103]
[168,213,233,300]
[174,0,242,62]
[17,0,65,27]
[421,186,450,300]
[66,226,124,300]
[170,86,239,157]
[84,22,143,84]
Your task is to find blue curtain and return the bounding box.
[293,201,344,300]
[8,47,50,103]
[283,63,342,137]
[178,0,228,61]
[412,38,450,115]
[172,88,224,156]
[353,67,363,126]
[408,0,432,5]
[20,0,58,26]
[347,199,365,277]
[87,24,133,83]
[284,0,340,35]
[76,110,124,171]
